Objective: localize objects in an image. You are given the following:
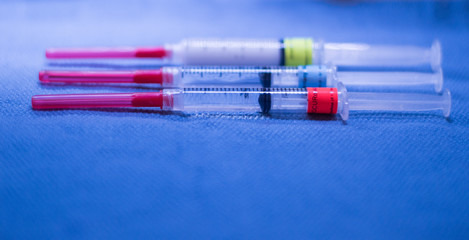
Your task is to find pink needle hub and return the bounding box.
[45,47,168,59]
[32,92,169,109]
[39,70,164,84]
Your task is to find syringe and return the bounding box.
[45,38,442,70]
[39,65,444,93]
[31,84,451,120]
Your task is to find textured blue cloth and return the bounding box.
[1,0,469,239]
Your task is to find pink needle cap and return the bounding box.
[39,70,164,84]
[32,92,170,110]
[45,47,168,59]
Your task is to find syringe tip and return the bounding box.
[31,95,46,110]
[38,70,50,83]
[45,50,51,58]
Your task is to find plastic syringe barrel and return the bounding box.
[38,66,314,88]
[31,87,348,119]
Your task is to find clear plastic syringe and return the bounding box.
[45,38,442,70]
[31,84,451,120]
[39,65,444,93]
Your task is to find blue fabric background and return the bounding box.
[1,0,468,239]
